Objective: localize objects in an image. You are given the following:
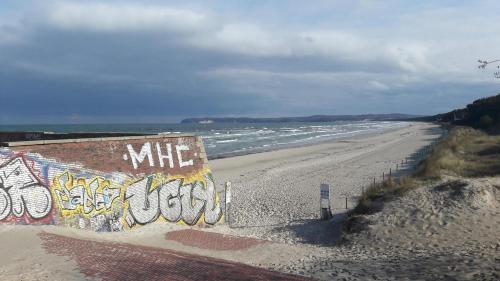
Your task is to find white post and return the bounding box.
[225,182,231,225]
[320,184,332,220]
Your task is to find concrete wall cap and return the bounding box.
[1,134,197,147]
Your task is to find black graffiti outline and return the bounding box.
[54,171,121,215]
[200,173,223,225]
[124,173,222,227]
[0,155,53,221]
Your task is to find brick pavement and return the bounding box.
[164,229,268,251]
[39,232,312,281]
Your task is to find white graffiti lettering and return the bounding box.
[0,157,52,220]
[124,142,193,170]
[176,144,193,168]
[124,174,221,227]
[158,179,182,222]
[156,142,174,168]
[127,142,154,169]
[125,176,159,225]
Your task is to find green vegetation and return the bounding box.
[479,115,494,129]
[422,93,500,130]
[466,94,500,128]
[416,127,500,178]
[344,126,500,235]
[351,175,415,216]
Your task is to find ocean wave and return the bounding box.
[216,139,239,144]
[202,121,409,157]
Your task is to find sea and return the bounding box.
[0,121,410,159]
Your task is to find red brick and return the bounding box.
[165,229,268,251]
[39,232,313,281]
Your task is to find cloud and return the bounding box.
[369,80,390,91]
[45,2,210,33]
[0,0,499,123]
[295,30,369,59]
[190,23,292,56]
[39,1,438,73]
[36,1,456,77]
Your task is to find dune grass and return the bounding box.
[416,127,500,178]
[344,126,500,235]
[351,175,415,216]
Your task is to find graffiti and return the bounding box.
[126,142,154,169]
[176,145,194,168]
[123,142,194,169]
[52,170,221,229]
[0,156,52,220]
[124,173,222,227]
[0,135,222,231]
[52,172,120,217]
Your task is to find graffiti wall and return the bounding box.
[0,135,222,231]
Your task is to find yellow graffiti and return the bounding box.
[121,168,222,229]
[50,169,222,229]
[52,171,121,218]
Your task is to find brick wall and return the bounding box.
[0,134,222,231]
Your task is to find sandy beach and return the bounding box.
[3,122,499,280]
[211,122,442,231]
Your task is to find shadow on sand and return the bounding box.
[272,213,347,247]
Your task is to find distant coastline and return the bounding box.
[180,113,422,124]
[0,120,412,160]
[206,122,412,160]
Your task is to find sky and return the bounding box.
[0,0,499,124]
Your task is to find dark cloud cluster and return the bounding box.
[0,1,499,124]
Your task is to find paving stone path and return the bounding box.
[39,232,311,281]
[164,229,269,251]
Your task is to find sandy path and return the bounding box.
[283,176,500,281]
[0,226,90,281]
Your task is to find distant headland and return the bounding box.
[180,113,421,124]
